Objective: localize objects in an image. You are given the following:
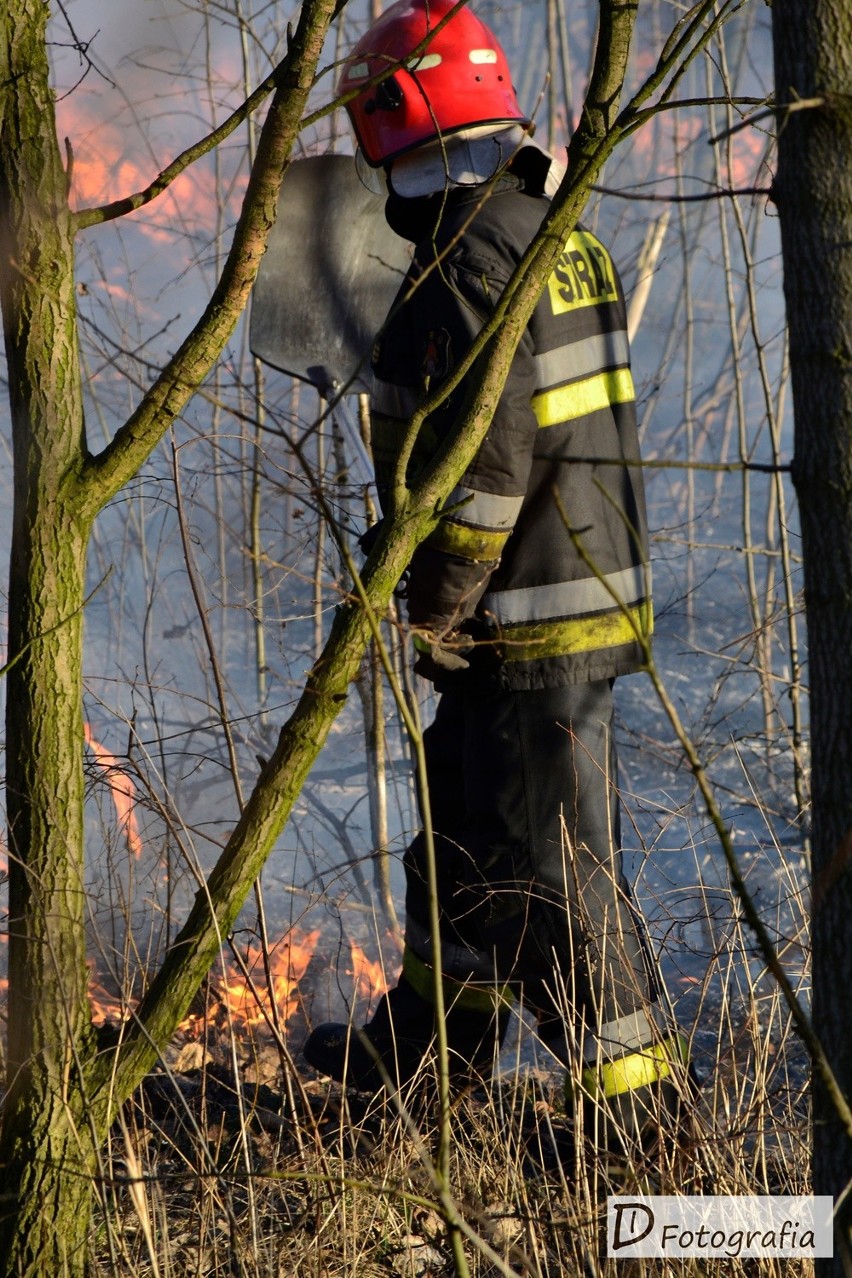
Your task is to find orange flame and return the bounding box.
[55,93,248,240]
[83,928,329,1033]
[347,942,388,1008]
[213,929,322,1029]
[4,929,395,1048]
[84,722,143,858]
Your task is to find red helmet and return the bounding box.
[338,0,529,168]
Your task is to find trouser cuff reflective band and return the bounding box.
[581,1007,665,1064]
[402,946,512,1016]
[572,1033,690,1100]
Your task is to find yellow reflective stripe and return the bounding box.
[402,946,513,1015]
[426,520,511,561]
[532,367,635,427]
[579,1034,689,1100]
[496,600,653,662]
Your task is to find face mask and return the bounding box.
[386,125,526,198]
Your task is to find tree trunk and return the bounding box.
[0,4,102,1275]
[771,1,852,1267]
[1,519,100,1276]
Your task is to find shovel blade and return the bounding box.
[250,154,411,396]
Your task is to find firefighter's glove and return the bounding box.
[412,629,474,681]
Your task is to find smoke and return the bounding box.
[54,0,248,219]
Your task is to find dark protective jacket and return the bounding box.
[370,157,652,691]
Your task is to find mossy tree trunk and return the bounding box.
[0,0,642,1273]
[772,2,852,1268]
[0,4,100,1271]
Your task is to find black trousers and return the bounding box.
[403,677,657,1030]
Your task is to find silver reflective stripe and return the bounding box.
[582,1006,666,1063]
[482,563,650,624]
[372,377,420,418]
[534,328,631,391]
[442,484,525,530]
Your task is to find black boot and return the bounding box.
[574,1033,695,1169]
[303,974,508,1093]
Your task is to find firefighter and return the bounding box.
[304,0,687,1151]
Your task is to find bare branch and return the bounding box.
[72,64,283,230]
[76,0,342,519]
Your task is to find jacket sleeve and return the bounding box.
[375,239,539,636]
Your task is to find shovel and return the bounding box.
[250,153,410,480]
[250,152,412,395]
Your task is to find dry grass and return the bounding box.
[91,896,812,1278]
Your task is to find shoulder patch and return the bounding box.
[547,229,618,315]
